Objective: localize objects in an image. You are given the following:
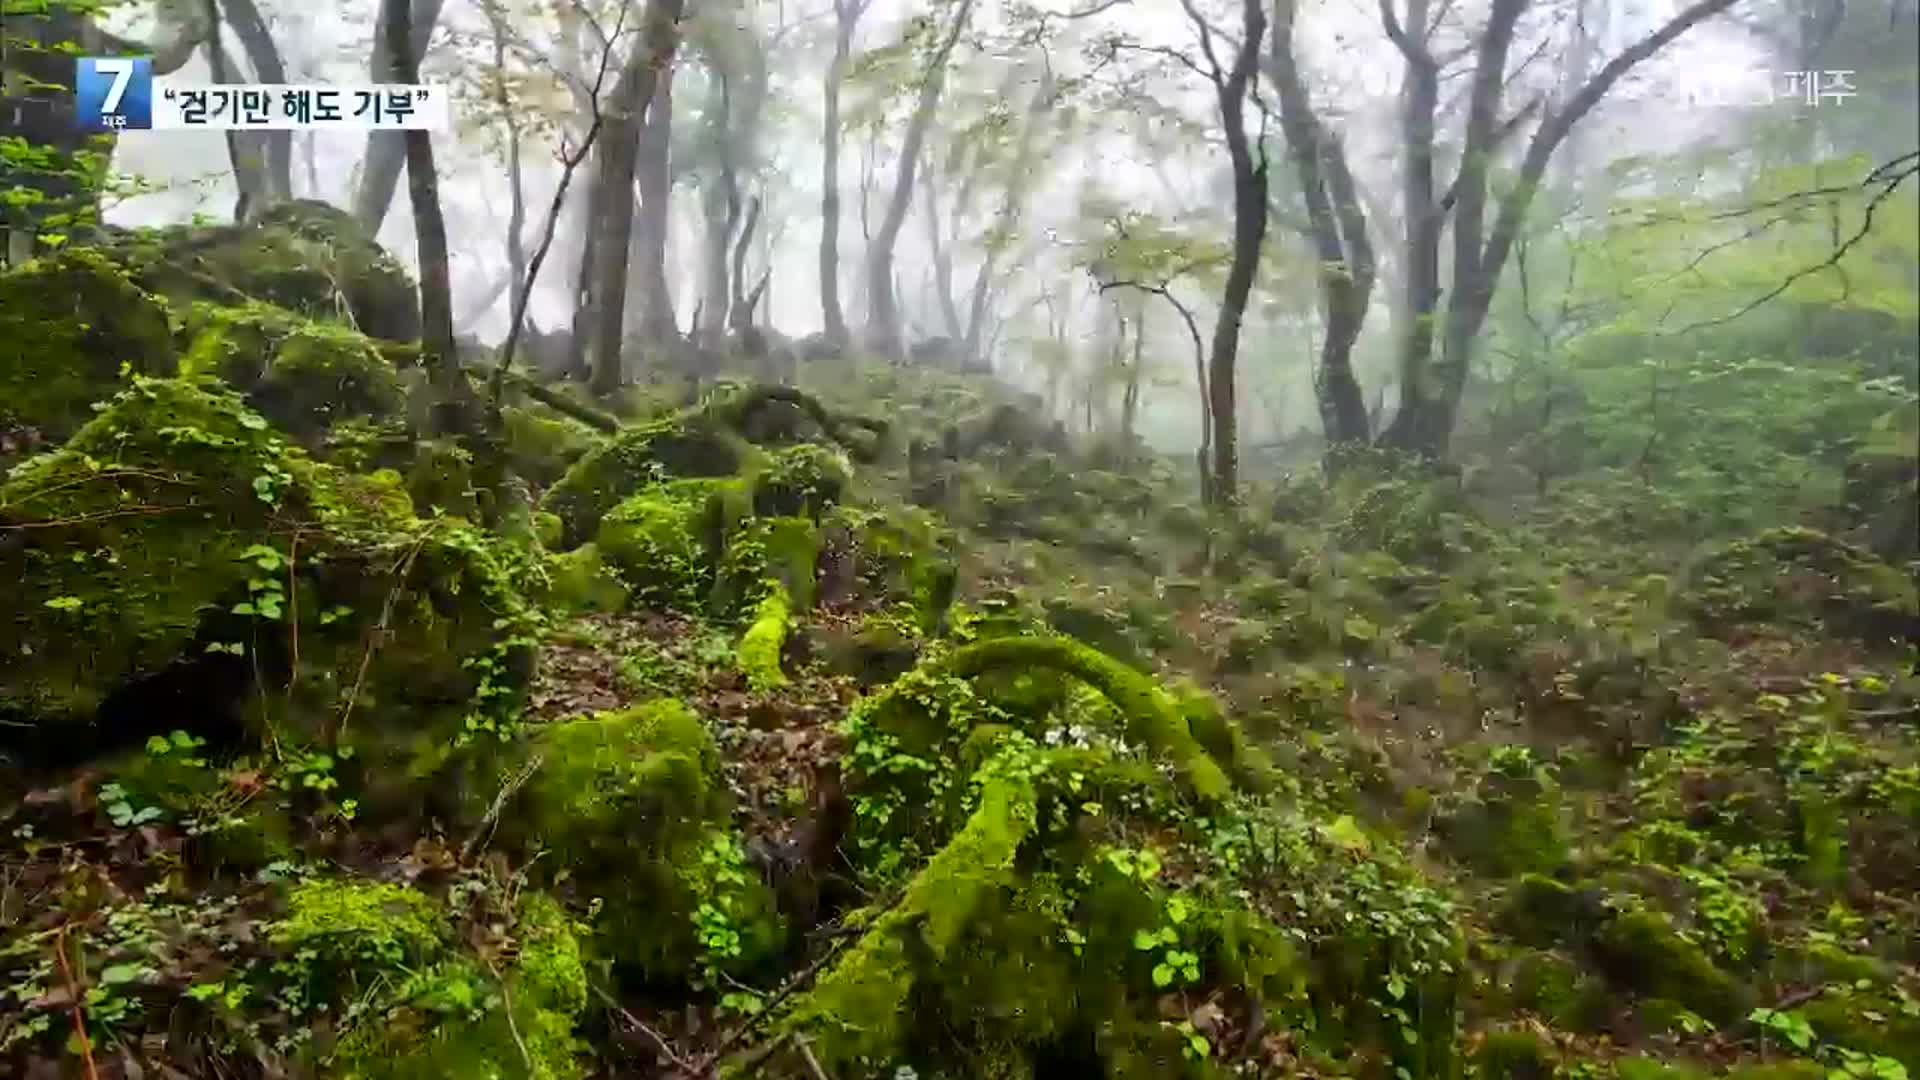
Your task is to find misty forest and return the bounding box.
[0,0,1917,1074]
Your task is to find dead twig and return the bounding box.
[793,1034,832,1080]
[460,751,546,863]
[589,981,696,1073]
[53,922,100,1080]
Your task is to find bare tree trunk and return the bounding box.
[567,204,598,380]
[635,65,678,340]
[1270,0,1372,450]
[483,0,526,294]
[864,0,975,359]
[1187,0,1268,505]
[1378,0,1443,455]
[218,0,292,205]
[922,166,964,339]
[818,0,869,347]
[384,0,465,437]
[352,0,448,234]
[587,0,688,396]
[962,62,1053,363]
[1382,0,1740,458]
[729,195,762,333]
[201,0,269,222]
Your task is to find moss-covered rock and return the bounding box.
[716,515,821,614]
[514,700,779,981]
[752,442,852,519]
[179,299,304,387]
[1593,907,1748,1025]
[503,405,602,488]
[1685,526,1919,643]
[249,320,405,439]
[0,247,176,445]
[542,411,752,548]
[597,478,745,607]
[0,378,533,810]
[544,542,630,614]
[104,200,422,342]
[281,881,590,1080]
[406,438,480,519]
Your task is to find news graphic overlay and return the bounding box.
[75,56,154,131]
[74,62,451,132]
[150,84,452,130]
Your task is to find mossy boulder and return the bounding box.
[514,700,780,981]
[752,441,852,519]
[739,583,792,690]
[249,320,406,439]
[0,247,176,445]
[179,299,304,387]
[1592,907,1747,1025]
[596,478,745,607]
[105,200,422,342]
[1685,526,1919,643]
[503,405,602,488]
[545,542,630,614]
[273,880,589,1079]
[0,378,533,806]
[542,411,752,548]
[715,515,822,614]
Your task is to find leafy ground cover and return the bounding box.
[0,207,1915,1080]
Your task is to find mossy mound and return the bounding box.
[511,700,781,982]
[246,320,406,439]
[1685,526,1919,643]
[752,441,853,519]
[0,377,533,808]
[273,879,590,1079]
[101,200,422,342]
[0,247,176,445]
[542,411,751,548]
[503,404,602,488]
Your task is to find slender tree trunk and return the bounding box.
[729,196,762,333]
[819,0,867,347]
[1378,0,1443,455]
[1196,0,1269,505]
[483,0,526,293]
[587,0,687,396]
[922,167,964,339]
[352,0,448,234]
[384,0,464,436]
[218,0,291,205]
[635,66,677,340]
[962,63,1053,363]
[864,0,975,359]
[201,0,268,222]
[1270,0,1372,451]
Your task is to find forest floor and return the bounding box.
[1,208,1917,1080]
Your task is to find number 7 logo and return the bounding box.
[94,59,134,113]
[75,56,154,131]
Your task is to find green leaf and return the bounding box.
[100,963,144,985]
[43,595,84,612]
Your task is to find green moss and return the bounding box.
[774,757,1039,1072]
[1593,907,1747,1025]
[541,411,752,547]
[179,300,303,387]
[269,878,448,1005]
[739,584,792,690]
[250,320,404,439]
[1470,1028,1557,1079]
[515,700,773,980]
[0,247,176,443]
[936,636,1235,805]
[0,377,533,812]
[1502,948,1611,1032]
[1686,526,1919,642]
[716,515,821,614]
[503,405,601,487]
[1613,1058,1712,1080]
[0,378,285,718]
[406,438,480,519]
[327,890,591,1080]
[545,542,630,614]
[597,479,740,607]
[752,442,853,518]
